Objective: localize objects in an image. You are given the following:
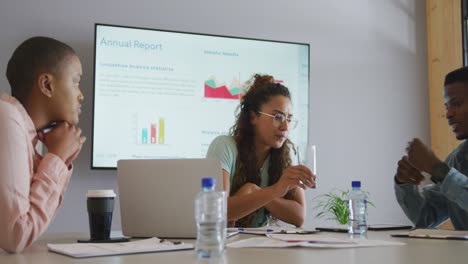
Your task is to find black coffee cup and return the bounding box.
[86,190,116,241]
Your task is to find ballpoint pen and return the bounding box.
[237,228,274,232]
[280,230,319,234]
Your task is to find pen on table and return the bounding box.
[281,230,308,234]
[281,230,300,234]
[280,230,319,234]
[237,228,274,232]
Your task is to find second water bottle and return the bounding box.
[347,181,367,236]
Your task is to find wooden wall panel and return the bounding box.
[427,0,463,159]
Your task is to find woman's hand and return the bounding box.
[39,122,86,167]
[273,165,315,197]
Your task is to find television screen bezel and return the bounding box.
[91,23,310,170]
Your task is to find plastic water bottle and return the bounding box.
[194,177,226,259]
[347,181,367,236]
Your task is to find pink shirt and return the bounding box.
[0,94,72,253]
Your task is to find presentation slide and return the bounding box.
[92,24,309,168]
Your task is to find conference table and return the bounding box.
[1,230,467,263]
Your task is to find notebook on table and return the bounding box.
[391,228,468,240]
[117,158,227,239]
[48,238,193,258]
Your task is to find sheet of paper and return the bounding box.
[267,234,354,244]
[48,237,193,258]
[227,235,405,249]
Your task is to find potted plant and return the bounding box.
[313,189,374,225]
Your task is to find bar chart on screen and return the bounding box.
[132,113,166,145]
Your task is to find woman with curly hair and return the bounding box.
[206,74,315,227]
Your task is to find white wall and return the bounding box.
[0,0,428,232]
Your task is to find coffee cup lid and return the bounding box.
[86,190,116,198]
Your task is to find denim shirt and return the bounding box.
[395,141,468,230]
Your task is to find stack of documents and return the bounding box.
[228,234,405,249]
[48,238,193,258]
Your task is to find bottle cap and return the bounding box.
[351,181,361,188]
[201,177,215,188]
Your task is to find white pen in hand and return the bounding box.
[297,144,316,188]
[297,145,302,166]
[37,121,63,134]
[297,145,309,187]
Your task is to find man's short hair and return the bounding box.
[444,66,468,86]
[6,36,76,102]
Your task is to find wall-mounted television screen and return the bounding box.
[92,23,309,169]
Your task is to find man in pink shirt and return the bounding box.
[0,37,86,253]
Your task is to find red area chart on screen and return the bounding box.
[204,78,243,100]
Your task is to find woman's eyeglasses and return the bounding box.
[257,111,298,130]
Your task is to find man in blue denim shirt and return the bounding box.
[394,67,468,230]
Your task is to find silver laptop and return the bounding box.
[117,158,223,238]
